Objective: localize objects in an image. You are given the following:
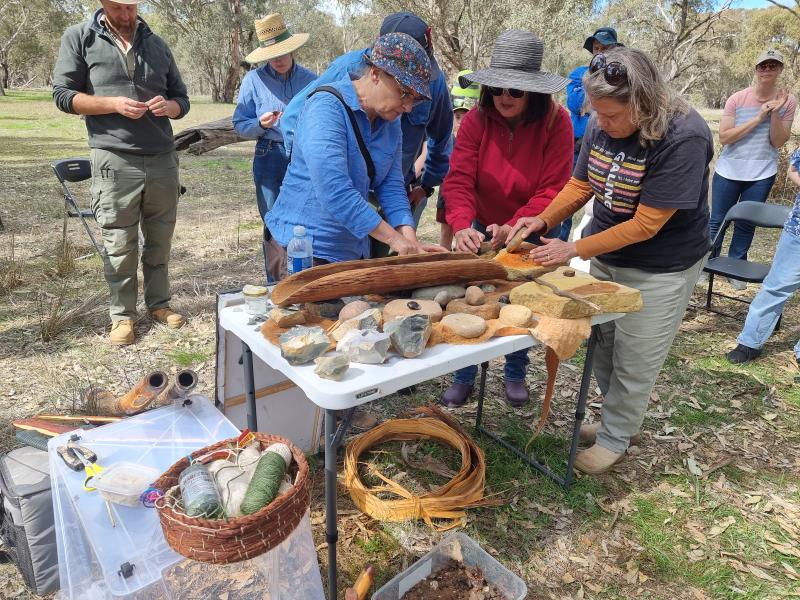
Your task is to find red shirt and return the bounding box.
[443,104,573,232]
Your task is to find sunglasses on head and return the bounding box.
[589,53,628,86]
[487,87,525,98]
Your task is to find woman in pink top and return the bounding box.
[708,49,796,286]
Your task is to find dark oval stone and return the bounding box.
[498,295,510,304]
[407,301,421,310]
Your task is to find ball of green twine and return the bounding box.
[240,445,291,515]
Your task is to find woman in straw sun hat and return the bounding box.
[440,29,574,410]
[264,33,446,280]
[233,14,316,282]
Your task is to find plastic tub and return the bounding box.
[372,532,527,600]
[92,462,160,507]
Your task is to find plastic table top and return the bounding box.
[219,304,622,411]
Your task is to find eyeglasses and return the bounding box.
[391,75,424,106]
[589,53,628,86]
[756,62,781,72]
[486,87,525,98]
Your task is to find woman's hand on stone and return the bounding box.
[486,223,511,250]
[529,237,578,266]
[454,227,485,253]
[506,217,546,245]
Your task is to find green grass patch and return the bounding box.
[200,158,252,172]
[166,348,209,366]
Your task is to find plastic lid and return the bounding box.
[92,462,160,501]
[293,225,306,237]
[242,284,268,297]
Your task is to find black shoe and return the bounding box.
[441,383,473,408]
[726,344,762,365]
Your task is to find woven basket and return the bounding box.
[153,433,310,564]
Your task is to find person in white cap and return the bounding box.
[708,48,796,290]
[53,0,190,346]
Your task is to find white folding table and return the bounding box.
[219,302,621,599]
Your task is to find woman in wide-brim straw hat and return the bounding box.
[232,13,316,282]
[508,47,714,474]
[263,33,446,280]
[440,29,574,410]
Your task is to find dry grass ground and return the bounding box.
[0,91,798,599]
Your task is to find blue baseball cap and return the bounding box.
[379,11,441,80]
[368,33,432,100]
[584,27,622,53]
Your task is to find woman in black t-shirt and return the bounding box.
[508,47,713,475]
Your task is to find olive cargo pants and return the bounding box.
[90,148,180,321]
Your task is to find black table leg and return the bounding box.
[324,409,337,600]
[474,326,600,491]
[241,341,258,431]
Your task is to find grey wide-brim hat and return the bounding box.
[463,30,569,95]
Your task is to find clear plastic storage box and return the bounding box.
[48,395,324,599]
[372,532,527,600]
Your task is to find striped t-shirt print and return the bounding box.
[587,143,647,216]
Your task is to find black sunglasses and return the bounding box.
[589,53,628,86]
[487,86,526,98]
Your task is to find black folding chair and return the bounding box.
[51,158,105,258]
[704,200,790,325]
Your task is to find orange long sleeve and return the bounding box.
[575,204,677,259]
[536,177,594,230]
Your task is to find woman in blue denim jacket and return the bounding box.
[264,33,444,280]
[727,148,800,366]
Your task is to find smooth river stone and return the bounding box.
[336,329,392,364]
[465,286,485,306]
[382,299,443,323]
[411,285,466,301]
[339,300,372,322]
[314,353,350,381]
[279,326,331,365]
[498,304,533,328]
[383,314,432,358]
[440,313,487,339]
[433,291,451,307]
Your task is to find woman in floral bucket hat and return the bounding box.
[264,33,445,279]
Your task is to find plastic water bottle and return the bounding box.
[286,225,312,275]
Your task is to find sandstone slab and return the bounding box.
[444,298,502,320]
[268,307,306,328]
[509,266,643,318]
[383,299,443,323]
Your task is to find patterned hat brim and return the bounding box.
[464,68,569,95]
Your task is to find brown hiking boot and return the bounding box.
[574,444,625,474]
[151,307,185,329]
[579,422,641,446]
[110,320,135,346]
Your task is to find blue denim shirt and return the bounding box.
[566,65,589,140]
[786,149,800,238]
[281,48,453,188]
[265,77,414,262]
[232,62,316,142]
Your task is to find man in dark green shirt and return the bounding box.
[53,0,190,345]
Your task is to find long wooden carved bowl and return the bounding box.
[271,252,508,306]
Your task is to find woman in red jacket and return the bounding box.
[441,29,573,408]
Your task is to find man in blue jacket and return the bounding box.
[281,12,453,227]
[561,26,622,241]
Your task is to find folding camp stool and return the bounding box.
[51,158,105,258]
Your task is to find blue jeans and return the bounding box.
[709,172,776,260]
[253,138,289,222]
[452,220,537,385]
[737,229,800,359]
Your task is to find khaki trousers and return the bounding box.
[90,148,180,321]
[590,256,704,453]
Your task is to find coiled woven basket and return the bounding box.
[153,433,309,564]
